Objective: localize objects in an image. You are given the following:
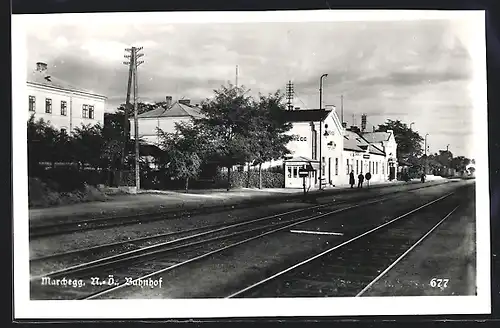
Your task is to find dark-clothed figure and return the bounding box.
[349,171,355,188]
[358,173,364,188]
[420,173,426,183]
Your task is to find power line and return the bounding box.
[292,90,308,109]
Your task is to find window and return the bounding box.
[382,163,385,175]
[360,160,363,173]
[287,167,292,178]
[346,159,350,175]
[312,130,317,160]
[292,166,298,178]
[335,158,338,176]
[61,101,67,116]
[376,162,379,174]
[89,105,95,119]
[45,98,52,113]
[61,128,67,135]
[321,157,326,177]
[82,104,89,118]
[29,96,36,111]
[356,160,359,174]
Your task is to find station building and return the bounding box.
[270,107,398,189]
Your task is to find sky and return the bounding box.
[22,13,483,159]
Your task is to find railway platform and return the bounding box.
[28,178,447,224]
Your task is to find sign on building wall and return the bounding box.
[291,134,307,142]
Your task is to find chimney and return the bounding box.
[165,96,172,108]
[179,99,191,106]
[36,62,48,72]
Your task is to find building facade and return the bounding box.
[27,62,107,133]
[129,96,203,146]
[259,108,398,189]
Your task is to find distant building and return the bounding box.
[27,62,107,133]
[358,130,399,180]
[129,96,203,145]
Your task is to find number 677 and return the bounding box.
[430,278,449,288]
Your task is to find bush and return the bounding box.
[28,177,108,208]
[215,169,284,189]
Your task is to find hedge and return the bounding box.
[214,169,285,189]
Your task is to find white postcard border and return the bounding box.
[12,9,491,319]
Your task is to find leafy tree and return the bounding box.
[434,150,453,168]
[72,124,104,170]
[27,115,50,173]
[157,121,208,191]
[116,101,161,116]
[375,119,424,159]
[194,84,257,190]
[451,156,471,173]
[249,91,293,188]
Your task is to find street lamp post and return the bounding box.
[319,73,328,190]
[447,144,450,152]
[424,133,429,175]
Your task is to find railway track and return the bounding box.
[226,185,470,298]
[29,181,450,239]
[30,182,463,300]
[30,181,451,276]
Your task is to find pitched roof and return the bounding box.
[281,109,331,123]
[137,101,203,119]
[343,130,386,155]
[368,144,385,156]
[343,130,366,152]
[27,71,105,98]
[284,156,319,163]
[361,131,391,143]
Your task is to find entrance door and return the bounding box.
[328,158,331,185]
[389,165,396,181]
[286,165,303,188]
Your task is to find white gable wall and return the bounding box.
[129,116,194,145]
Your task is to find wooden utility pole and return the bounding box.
[123,46,144,190]
[121,48,135,186]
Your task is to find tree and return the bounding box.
[102,112,130,174]
[72,123,104,170]
[436,150,453,168]
[27,115,50,173]
[194,84,257,190]
[116,101,161,117]
[375,119,424,159]
[451,156,471,173]
[249,91,293,188]
[157,121,208,192]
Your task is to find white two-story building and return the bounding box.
[129,96,203,145]
[275,108,397,189]
[26,62,107,133]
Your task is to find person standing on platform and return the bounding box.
[349,170,355,188]
[358,172,364,188]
